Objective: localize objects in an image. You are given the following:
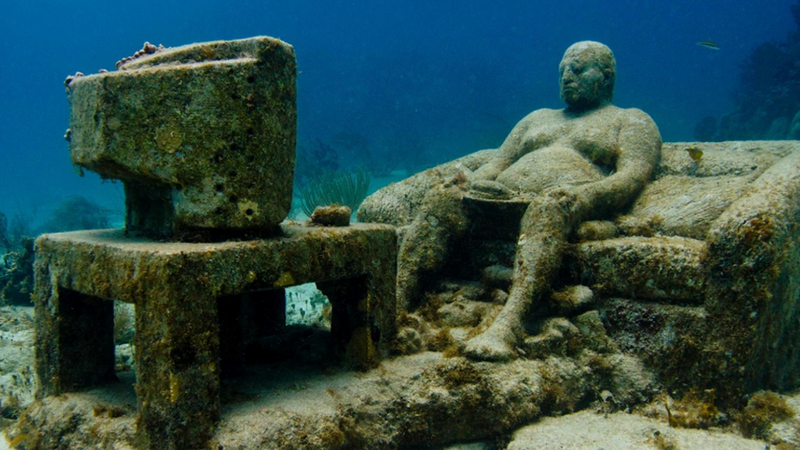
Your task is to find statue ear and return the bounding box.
[602,68,615,92]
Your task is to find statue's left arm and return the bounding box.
[572,109,662,221]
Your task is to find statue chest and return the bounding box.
[520,119,620,169]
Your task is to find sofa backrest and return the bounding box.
[624,141,797,240]
[358,141,800,242]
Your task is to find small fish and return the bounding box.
[697,41,720,50]
[686,145,703,162]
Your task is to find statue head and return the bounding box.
[559,41,616,111]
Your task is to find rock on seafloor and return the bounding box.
[506,409,768,450]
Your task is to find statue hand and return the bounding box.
[542,185,583,216]
[469,179,513,200]
[542,185,577,199]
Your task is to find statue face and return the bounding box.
[558,44,614,111]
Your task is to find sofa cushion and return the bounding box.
[627,174,755,239]
[566,236,706,303]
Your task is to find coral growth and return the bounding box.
[39,197,113,233]
[0,210,35,305]
[0,238,34,305]
[0,210,33,253]
[0,212,11,252]
[0,197,112,306]
[115,41,164,69]
[736,391,794,439]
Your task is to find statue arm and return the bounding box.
[471,116,531,181]
[573,111,662,220]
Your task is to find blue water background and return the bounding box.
[0,0,795,224]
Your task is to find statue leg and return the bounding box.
[396,184,469,311]
[465,190,574,361]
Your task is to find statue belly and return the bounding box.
[495,145,604,194]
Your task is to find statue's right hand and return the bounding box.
[469,179,513,200]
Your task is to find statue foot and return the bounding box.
[464,327,517,361]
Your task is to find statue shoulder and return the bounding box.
[517,107,559,125]
[617,107,658,128]
[615,107,663,151]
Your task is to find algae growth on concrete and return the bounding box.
[361,140,800,407]
[13,33,800,450]
[66,37,297,240]
[30,222,396,450]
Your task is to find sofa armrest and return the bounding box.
[357,150,496,227]
[706,149,800,299]
[704,148,800,391]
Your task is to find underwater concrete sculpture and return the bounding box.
[13,35,800,450]
[360,135,800,406]
[29,37,398,450]
[382,41,662,361]
[33,224,396,450]
[358,42,800,406]
[66,37,297,240]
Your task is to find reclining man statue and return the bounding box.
[397,41,662,361]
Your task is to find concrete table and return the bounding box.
[33,222,396,450]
